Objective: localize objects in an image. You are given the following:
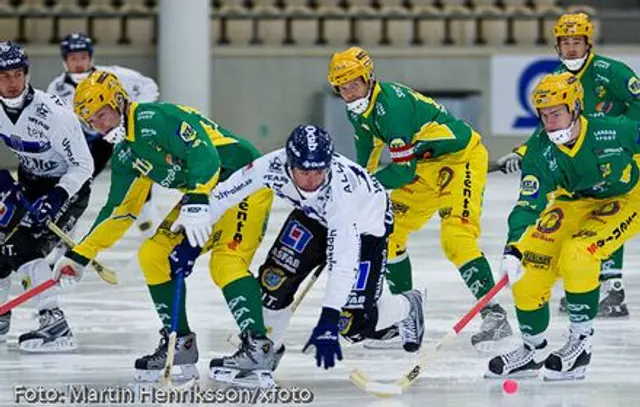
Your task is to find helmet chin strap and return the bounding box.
[0,75,30,109]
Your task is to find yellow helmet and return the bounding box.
[553,13,594,44]
[73,70,128,123]
[327,47,374,88]
[531,72,584,115]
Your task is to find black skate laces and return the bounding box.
[38,308,63,328]
[502,345,532,367]
[557,330,591,359]
[143,330,169,362]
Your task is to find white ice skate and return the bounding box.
[19,308,78,353]
[544,329,593,382]
[485,339,548,379]
[209,331,276,388]
[134,328,199,383]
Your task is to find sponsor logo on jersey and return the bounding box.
[27,116,50,131]
[437,166,454,194]
[280,220,313,253]
[599,163,612,178]
[591,201,620,216]
[461,162,472,222]
[375,102,386,116]
[593,129,616,141]
[522,251,551,270]
[536,207,563,234]
[268,156,284,172]
[177,122,197,143]
[34,103,52,119]
[261,267,287,291]
[588,212,638,254]
[136,110,156,120]
[520,175,540,197]
[628,76,640,96]
[227,198,249,250]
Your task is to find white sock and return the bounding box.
[0,276,10,306]
[263,306,293,348]
[570,320,593,335]
[522,332,546,347]
[18,259,58,311]
[375,283,410,331]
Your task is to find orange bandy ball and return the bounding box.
[503,379,518,394]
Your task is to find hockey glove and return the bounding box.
[24,186,69,227]
[169,239,202,280]
[170,193,212,247]
[501,246,525,287]
[496,152,522,174]
[303,307,343,369]
[53,252,87,289]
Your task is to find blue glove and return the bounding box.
[168,239,202,280]
[302,307,343,369]
[23,186,68,227]
[0,170,22,227]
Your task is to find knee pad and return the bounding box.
[210,254,251,288]
[440,219,482,267]
[512,272,552,311]
[338,308,378,344]
[138,238,171,286]
[18,259,57,311]
[558,241,600,293]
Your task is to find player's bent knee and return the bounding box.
[138,238,172,285]
[559,241,600,293]
[210,255,252,288]
[512,277,551,311]
[440,221,482,267]
[338,309,376,344]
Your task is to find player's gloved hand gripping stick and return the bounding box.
[18,194,118,285]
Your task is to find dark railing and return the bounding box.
[0,1,627,46]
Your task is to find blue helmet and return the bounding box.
[285,125,334,171]
[0,41,29,73]
[60,33,94,58]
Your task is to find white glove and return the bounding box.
[500,248,525,286]
[53,256,84,289]
[170,201,212,247]
[496,152,522,174]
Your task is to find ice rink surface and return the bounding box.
[1,171,639,407]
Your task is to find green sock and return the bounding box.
[566,287,600,323]
[601,246,624,279]
[458,256,496,300]
[385,255,412,294]
[148,280,191,336]
[222,276,266,336]
[516,304,550,336]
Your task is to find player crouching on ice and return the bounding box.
[207,124,425,374]
[52,71,276,386]
[487,72,640,381]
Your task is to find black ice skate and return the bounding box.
[362,325,402,350]
[209,331,276,388]
[18,308,77,353]
[0,311,10,343]
[544,329,593,381]
[134,328,199,383]
[471,303,513,353]
[485,339,548,378]
[398,290,425,353]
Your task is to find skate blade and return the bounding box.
[543,366,587,382]
[135,365,199,383]
[210,368,276,389]
[484,369,540,379]
[598,305,629,319]
[19,337,78,353]
[363,337,403,350]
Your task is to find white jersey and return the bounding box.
[0,88,93,197]
[209,149,391,311]
[47,65,159,107]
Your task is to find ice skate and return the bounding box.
[598,278,629,318]
[398,290,425,353]
[134,328,199,383]
[485,339,548,378]
[209,331,276,388]
[363,325,402,350]
[0,311,10,342]
[19,308,77,352]
[471,303,513,353]
[544,329,593,381]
